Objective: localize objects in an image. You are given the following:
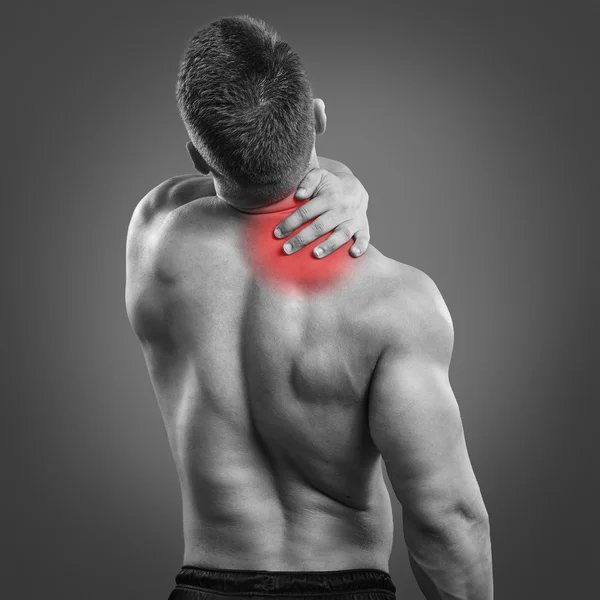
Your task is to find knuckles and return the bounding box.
[290,233,305,248]
[336,223,354,239]
[311,219,326,235]
[296,204,311,222]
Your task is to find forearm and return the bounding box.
[403,511,493,600]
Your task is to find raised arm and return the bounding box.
[368,272,493,600]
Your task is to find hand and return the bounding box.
[273,168,370,258]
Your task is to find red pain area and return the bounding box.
[242,201,354,295]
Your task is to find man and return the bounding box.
[126,15,493,600]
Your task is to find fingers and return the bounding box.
[312,222,370,259]
[349,229,370,258]
[294,168,326,200]
[282,220,370,258]
[273,169,338,238]
[280,211,339,255]
[274,196,327,239]
[311,220,356,259]
[272,167,370,259]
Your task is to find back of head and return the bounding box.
[176,16,315,202]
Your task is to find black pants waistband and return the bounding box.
[173,565,397,597]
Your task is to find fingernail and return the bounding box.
[283,242,292,254]
[296,188,306,198]
[274,227,282,238]
[314,247,323,257]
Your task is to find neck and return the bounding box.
[214,152,320,214]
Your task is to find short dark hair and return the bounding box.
[176,16,314,200]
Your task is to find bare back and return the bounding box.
[126,176,421,572]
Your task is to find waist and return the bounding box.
[173,564,397,598]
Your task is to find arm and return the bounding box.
[369,273,493,600]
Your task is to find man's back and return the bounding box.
[126,175,430,572]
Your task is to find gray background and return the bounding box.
[4,1,597,599]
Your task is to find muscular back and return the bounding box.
[126,176,439,572]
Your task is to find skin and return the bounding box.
[125,102,492,597]
[186,98,371,260]
[126,182,395,571]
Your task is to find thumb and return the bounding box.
[295,168,326,199]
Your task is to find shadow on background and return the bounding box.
[3,1,597,599]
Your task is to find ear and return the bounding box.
[313,98,327,135]
[186,141,211,174]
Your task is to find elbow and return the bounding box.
[455,501,489,530]
[452,501,491,545]
[406,499,490,540]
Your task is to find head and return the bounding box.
[176,15,326,207]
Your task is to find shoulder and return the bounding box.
[128,174,213,233]
[125,175,211,338]
[126,173,220,264]
[364,249,454,364]
[316,156,352,174]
